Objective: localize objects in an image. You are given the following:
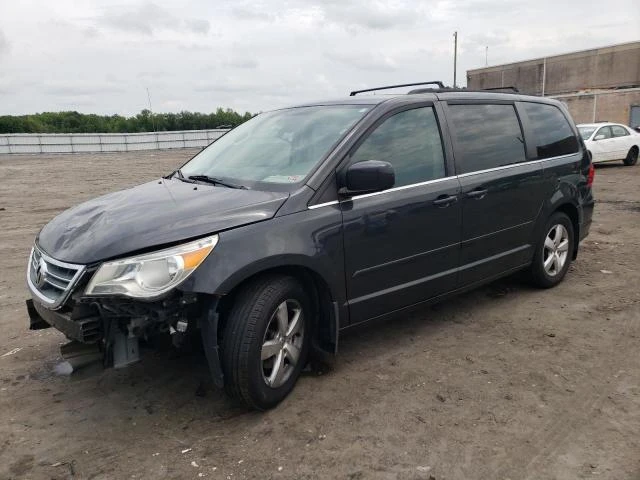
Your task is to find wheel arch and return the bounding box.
[553,202,580,260]
[215,262,340,358]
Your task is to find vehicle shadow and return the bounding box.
[334,272,534,359]
[30,272,536,423]
[594,162,626,169]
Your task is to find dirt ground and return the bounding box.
[0,150,639,480]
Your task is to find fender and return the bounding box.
[180,204,348,327]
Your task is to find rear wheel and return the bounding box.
[221,275,311,410]
[528,212,574,288]
[623,147,638,166]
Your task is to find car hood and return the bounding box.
[37,178,289,264]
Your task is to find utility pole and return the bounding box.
[485,46,488,66]
[453,31,458,88]
[146,87,159,149]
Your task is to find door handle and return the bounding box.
[433,194,458,207]
[466,188,488,199]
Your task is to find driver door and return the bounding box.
[340,105,461,324]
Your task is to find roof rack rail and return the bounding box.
[349,81,445,96]
[482,86,519,92]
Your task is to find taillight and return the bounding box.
[587,163,595,187]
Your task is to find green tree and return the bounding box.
[0,108,255,134]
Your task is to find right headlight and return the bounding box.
[85,235,218,299]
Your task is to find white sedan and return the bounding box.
[578,123,639,166]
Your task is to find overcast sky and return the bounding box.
[1,0,638,115]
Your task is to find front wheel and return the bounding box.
[623,147,638,166]
[221,275,311,410]
[528,212,575,288]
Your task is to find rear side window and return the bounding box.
[349,107,446,187]
[521,102,579,159]
[448,103,526,174]
[611,125,630,137]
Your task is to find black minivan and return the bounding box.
[26,83,595,409]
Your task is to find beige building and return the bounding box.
[467,42,640,127]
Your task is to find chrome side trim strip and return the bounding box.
[456,160,543,178]
[308,200,339,210]
[350,176,453,200]
[307,151,581,209]
[456,152,579,178]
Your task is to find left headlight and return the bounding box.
[85,235,218,299]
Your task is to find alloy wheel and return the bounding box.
[543,224,570,276]
[261,299,304,388]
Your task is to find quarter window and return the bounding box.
[521,102,579,159]
[611,125,630,137]
[448,104,526,173]
[349,107,446,188]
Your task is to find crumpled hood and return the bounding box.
[37,178,289,264]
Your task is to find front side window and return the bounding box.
[578,126,597,140]
[611,125,630,137]
[521,102,579,159]
[349,107,446,188]
[448,104,526,174]
[596,126,613,139]
[181,105,372,190]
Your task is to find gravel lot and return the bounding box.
[0,150,639,480]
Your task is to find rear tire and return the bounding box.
[623,147,638,166]
[221,275,311,410]
[528,212,575,288]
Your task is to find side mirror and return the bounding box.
[339,160,395,196]
[594,134,606,141]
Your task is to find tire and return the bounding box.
[221,275,311,410]
[623,147,638,166]
[528,212,575,288]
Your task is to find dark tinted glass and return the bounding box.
[448,104,526,173]
[350,107,445,187]
[522,102,579,159]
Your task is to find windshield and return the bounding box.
[180,105,372,190]
[578,126,597,140]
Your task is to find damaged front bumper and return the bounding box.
[27,298,101,342]
[26,291,225,387]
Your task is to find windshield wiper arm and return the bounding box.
[165,168,196,183]
[187,175,247,189]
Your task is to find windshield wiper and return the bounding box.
[187,175,247,189]
[165,168,196,183]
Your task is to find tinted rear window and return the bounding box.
[521,102,579,159]
[448,104,526,174]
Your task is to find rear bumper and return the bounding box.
[26,298,101,343]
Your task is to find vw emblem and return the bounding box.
[34,259,48,289]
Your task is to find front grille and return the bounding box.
[28,246,85,309]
